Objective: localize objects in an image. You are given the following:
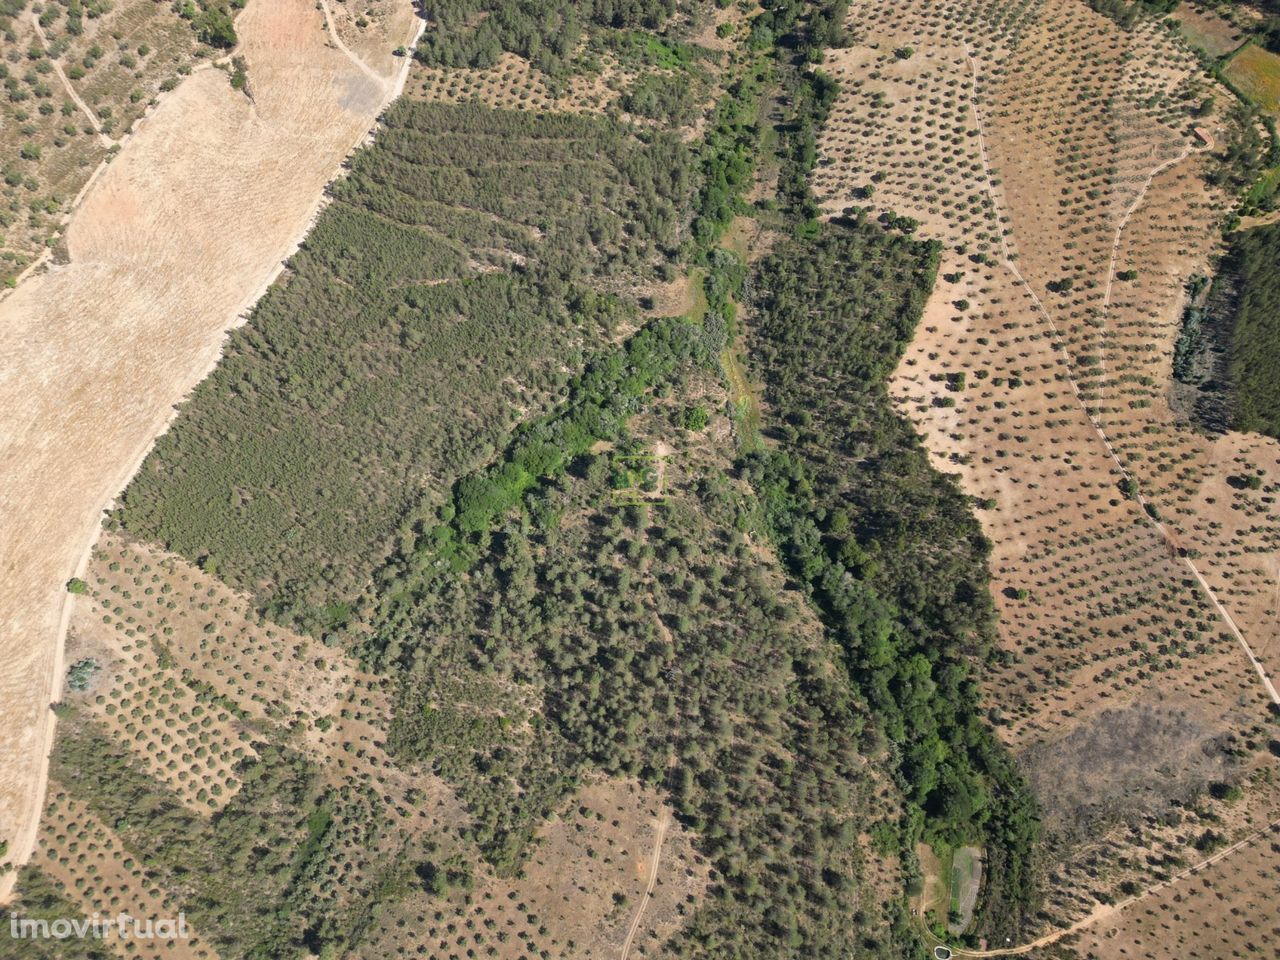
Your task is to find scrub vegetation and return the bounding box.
[116,101,692,634]
[743,224,1040,941]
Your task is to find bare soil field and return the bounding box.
[1043,819,1280,960]
[359,777,709,960]
[1174,2,1248,59]
[812,0,1280,936]
[0,0,421,902]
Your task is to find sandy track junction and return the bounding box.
[0,0,420,901]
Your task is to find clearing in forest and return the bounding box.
[1174,2,1247,58]
[1224,41,1280,114]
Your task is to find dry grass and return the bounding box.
[78,534,349,726]
[1224,42,1280,114]
[324,0,419,77]
[0,0,201,284]
[59,529,377,811]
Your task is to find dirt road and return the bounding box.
[30,11,113,148]
[940,818,1280,957]
[619,812,670,960]
[962,45,1279,707]
[0,0,420,901]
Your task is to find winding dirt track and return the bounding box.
[619,813,670,960]
[0,0,419,901]
[30,11,112,148]
[942,818,1280,957]
[962,44,1279,707]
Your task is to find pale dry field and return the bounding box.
[813,0,1280,938]
[0,0,421,901]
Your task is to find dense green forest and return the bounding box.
[367,301,928,953]
[736,2,1040,929]
[741,224,1041,941]
[116,102,691,634]
[1223,222,1280,437]
[415,0,680,73]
